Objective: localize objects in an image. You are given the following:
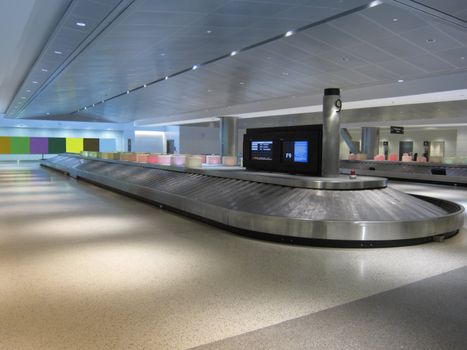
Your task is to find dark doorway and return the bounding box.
[399,141,413,160]
[166,139,175,154]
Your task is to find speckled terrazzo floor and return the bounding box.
[0,163,466,349]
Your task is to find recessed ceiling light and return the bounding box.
[76,22,86,27]
[143,84,147,88]
[392,18,398,22]
[164,76,168,80]
[206,30,212,34]
[369,0,382,8]
[398,79,404,83]
[239,82,245,85]
[41,68,48,72]
[426,38,436,43]
[54,50,63,54]
[285,30,294,37]
[230,51,238,56]
[32,81,38,84]
[84,107,87,110]
[192,65,199,70]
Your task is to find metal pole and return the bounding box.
[361,127,380,160]
[219,116,238,157]
[322,88,342,177]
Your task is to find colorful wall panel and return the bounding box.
[66,138,84,153]
[99,139,117,152]
[10,137,30,154]
[84,138,99,152]
[30,138,48,154]
[48,138,66,153]
[0,137,11,154]
[0,137,116,154]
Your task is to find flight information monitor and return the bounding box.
[251,141,273,160]
[294,141,308,163]
[283,140,308,163]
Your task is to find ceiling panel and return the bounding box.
[7,0,467,123]
[411,0,467,22]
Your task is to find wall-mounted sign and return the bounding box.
[390,126,404,134]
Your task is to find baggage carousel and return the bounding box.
[41,154,464,247]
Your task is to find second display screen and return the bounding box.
[282,140,308,163]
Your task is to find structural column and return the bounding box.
[322,88,342,177]
[219,116,238,157]
[361,127,380,160]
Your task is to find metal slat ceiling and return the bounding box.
[6,0,467,124]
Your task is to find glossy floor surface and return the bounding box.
[1,163,466,349]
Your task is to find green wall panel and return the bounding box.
[48,138,66,153]
[10,137,29,154]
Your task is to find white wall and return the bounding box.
[456,127,467,158]
[134,131,165,153]
[179,126,219,154]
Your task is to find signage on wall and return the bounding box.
[390,126,404,134]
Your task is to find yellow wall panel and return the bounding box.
[66,138,84,153]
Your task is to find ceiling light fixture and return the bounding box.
[369,0,383,7]
[143,84,147,88]
[46,112,50,115]
[230,51,238,56]
[192,65,199,70]
[41,68,48,72]
[84,107,87,110]
[54,50,63,54]
[239,82,245,85]
[285,30,294,37]
[126,90,129,94]
[164,76,168,80]
[76,22,86,27]
[398,79,404,83]
[32,81,38,84]
[461,56,465,60]
[206,30,212,34]
[392,18,398,22]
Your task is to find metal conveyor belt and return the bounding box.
[41,155,464,247]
